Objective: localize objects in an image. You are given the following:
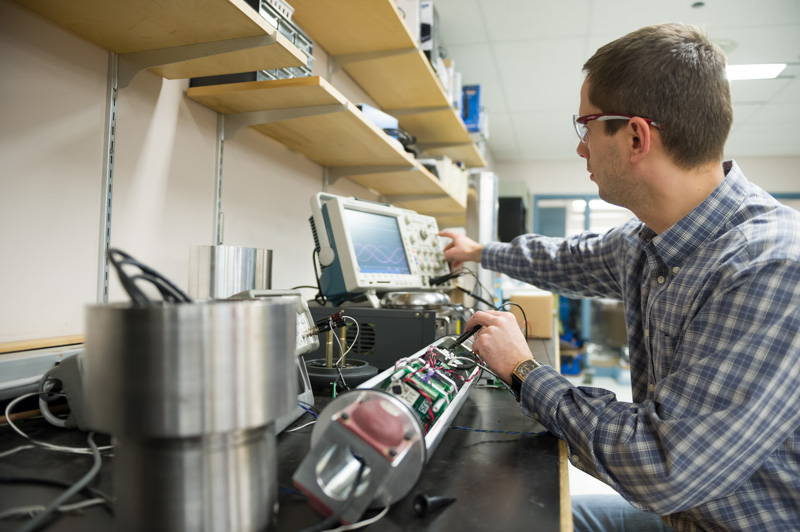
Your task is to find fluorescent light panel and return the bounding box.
[726,63,787,81]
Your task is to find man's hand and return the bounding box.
[464,310,533,384]
[438,230,483,270]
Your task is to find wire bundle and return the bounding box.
[107,248,192,306]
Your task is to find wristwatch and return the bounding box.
[510,358,541,396]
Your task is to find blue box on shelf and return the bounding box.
[462,84,481,133]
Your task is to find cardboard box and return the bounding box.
[509,291,555,339]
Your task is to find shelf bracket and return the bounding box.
[97,52,119,304]
[213,114,225,246]
[117,33,280,88]
[330,48,417,72]
[386,106,452,117]
[222,103,347,140]
[325,165,417,185]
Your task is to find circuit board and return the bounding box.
[380,344,479,432]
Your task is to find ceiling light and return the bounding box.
[726,63,787,81]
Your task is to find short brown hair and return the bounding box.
[583,23,733,169]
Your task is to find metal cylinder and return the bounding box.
[84,300,296,532]
[188,245,272,300]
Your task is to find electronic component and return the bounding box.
[309,193,453,307]
[292,336,481,525]
[227,289,317,432]
[229,289,320,355]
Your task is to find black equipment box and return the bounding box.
[305,304,438,371]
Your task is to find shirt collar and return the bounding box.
[646,160,746,269]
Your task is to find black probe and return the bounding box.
[453,325,481,347]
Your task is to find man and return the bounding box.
[441,23,800,532]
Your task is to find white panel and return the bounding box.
[773,76,800,104]
[484,111,519,156]
[480,0,591,41]
[748,102,800,125]
[433,0,488,46]
[725,124,799,158]
[718,25,800,64]
[493,38,586,112]
[589,0,800,37]
[511,109,580,161]
[731,102,763,125]
[446,43,508,112]
[730,78,793,104]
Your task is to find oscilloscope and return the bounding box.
[309,193,453,306]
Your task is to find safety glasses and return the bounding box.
[573,113,665,143]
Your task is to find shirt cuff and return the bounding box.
[518,364,571,440]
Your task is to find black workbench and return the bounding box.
[0,388,569,531]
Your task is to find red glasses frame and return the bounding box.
[573,113,665,143]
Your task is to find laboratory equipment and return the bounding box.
[309,193,453,307]
[292,335,481,525]
[228,289,318,432]
[83,299,296,532]
[188,245,272,300]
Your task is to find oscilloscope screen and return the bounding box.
[344,208,411,275]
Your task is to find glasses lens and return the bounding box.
[573,115,587,142]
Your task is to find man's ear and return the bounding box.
[627,117,652,163]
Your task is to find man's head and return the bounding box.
[582,23,733,169]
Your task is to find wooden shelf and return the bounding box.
[12,0,307,79]
[186,76,466,213]
[291,0,486,168]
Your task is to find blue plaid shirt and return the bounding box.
[482,161,800,531]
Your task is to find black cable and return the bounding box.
[456,286,494,308]
[296,400,320,415]
[290,285,318,291]
[298,457,367,532]
[0,477,113,514]
[495,301,530,341]
[382,128,416,146]
[462,268,494,306]
[107,249,192,306]
[311,249,328,306]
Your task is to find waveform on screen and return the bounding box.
[354,243,406,264]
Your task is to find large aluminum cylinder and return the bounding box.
[188,245,272,300]
[84,300,296,532]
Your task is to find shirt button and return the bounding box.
[648,384,655,392]
[572,454,580,463]
[533,413,539,420]
[657,276,666,284]
[672,266,680,274]
[644,330,650,338]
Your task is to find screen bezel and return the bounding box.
[322,196,422,293]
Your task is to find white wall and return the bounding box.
[0,1,379,343]
[495,156,800,197]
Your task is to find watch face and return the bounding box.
[515,360,537,379]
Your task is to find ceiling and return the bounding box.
[432,0,800,162]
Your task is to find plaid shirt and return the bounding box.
[482,161,800,531]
